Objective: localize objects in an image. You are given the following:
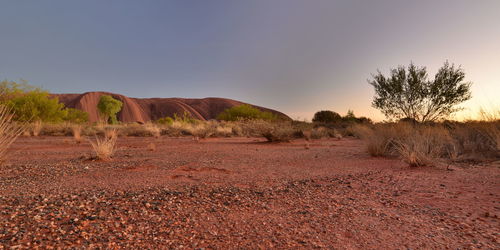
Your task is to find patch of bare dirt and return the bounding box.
[0,136,498,248]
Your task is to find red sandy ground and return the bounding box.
[1,136,499,248]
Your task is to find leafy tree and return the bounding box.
[369,62,472,122]
[97,95,123,124]
[217,104,277,121]
[0,79,90,123]
[0,79,38,102]
[312,110,341,123]
[7,90,68,122]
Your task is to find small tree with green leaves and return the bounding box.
[97,95,123,124]
[312,110,342,123]
[369,61,472,122]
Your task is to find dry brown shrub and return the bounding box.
[215,125,233,137]
[356,123,458,166]
[89,135,117,160]
[145,123,161,138]
[352,124,395,156]
[187,122,218,139]
[71,125,83,143]
[38,123,72,136]
[119,124,150,137]
[104,128,118,140]
[228,122,244,136]
[451,121,500,160]
[0,105,26,163]
[311,127,328,139]
[393,126,454,167]
[242,120,296,142]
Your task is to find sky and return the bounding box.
[0,0,499,121]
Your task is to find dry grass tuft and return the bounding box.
[104,128,118,140]
[145,123,161,138]
[393,126,454,167]
[71,125,83,143]
[188,123,215,139]
[32,120,43,136]
[0,105,26,163]
[89,135,117,160]
[351,124,394,157]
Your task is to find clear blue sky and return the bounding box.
[1,0,499,120]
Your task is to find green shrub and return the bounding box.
[157,116,174,125]
[342,110,372,124]
[173,111,200,124]
[7,90,68,123]
[64,108,89,124]
[0,80,89,124]
[217,104,277,121]
[312,110,342,123]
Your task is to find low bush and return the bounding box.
[157,116,174,125]
[217,104,278,121]
[312,110,341,123]
[89,135,117,161]
[451,121,500,160]
[354,121,500,166]
[241,120,296,142]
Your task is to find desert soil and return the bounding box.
[0,136,499,248]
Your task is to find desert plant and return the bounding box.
[215,125,233,137]
[369,61,472,122]
[356,124,395,157]
[217,104,278,121]
[0,105,26,163]
[104,128,118,140]
[71,124,83,143]
[244,120,296,142]
[451,121,500,160]
[173,111,199,124]
[7,90,69,123]
[64,108,89,124]
[89,135,117,160]
[32,120,43,136]
[145,123,161,138]
[157,116,174,125]
[312,110,342,123]
[342,110,372,124]
[393,126,454,167]
[310,127,329,139]
[188,123,216,139]
[97,95,123,124]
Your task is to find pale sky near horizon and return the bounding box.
[1,0,499,121]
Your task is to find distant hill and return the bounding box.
[52,92,291,123]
